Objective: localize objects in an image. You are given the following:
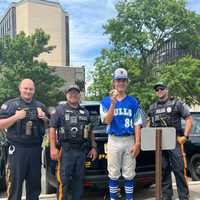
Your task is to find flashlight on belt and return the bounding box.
[26,121,32,136]
[84,125,90,139]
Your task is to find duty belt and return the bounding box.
[62,142,82,151]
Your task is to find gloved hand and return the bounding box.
[177,136,187,145]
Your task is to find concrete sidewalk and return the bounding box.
[173,181,200,200]
[1,181,199,200]
[135,181,200,200]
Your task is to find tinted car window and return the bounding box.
[83,105,103,128]
[182,113,200,135]
[190,113,200,135]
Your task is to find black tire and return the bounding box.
[189,153,200,181]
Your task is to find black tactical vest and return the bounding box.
[58,104,90,145]
[7,98,45,145]
[148,98,182,132]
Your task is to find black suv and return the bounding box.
[185,112,200,180]
[43,101,155,194]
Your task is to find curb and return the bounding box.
[187,181,200,185]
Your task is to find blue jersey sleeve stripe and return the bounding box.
[133,108,143,125]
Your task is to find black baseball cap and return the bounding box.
[65,84,80,93]
[153,81,167,90]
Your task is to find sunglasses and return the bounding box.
[155,87,166,92]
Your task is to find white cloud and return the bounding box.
[59,0,118,68]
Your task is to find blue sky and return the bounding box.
[0,0,200,74]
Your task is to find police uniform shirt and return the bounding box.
[0,98,48,118]
[147,98,191,131]
[49,103,91,142]
[100,96,143,136]
[0,97,49,145]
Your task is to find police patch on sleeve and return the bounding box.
[1,104,8,110]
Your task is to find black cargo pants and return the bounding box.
[162,142,189,200]
[6,145,42,200]
[57,147,86,200]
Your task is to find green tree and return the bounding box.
[0,29,65,106]
[89,0,200,109]
[158,56,200,105]
[105,0,200,67]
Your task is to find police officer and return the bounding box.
[0,79,49,200]
[147,81,192,200]
[49,84,97,200]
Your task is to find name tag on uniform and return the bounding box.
[155,108,165,114]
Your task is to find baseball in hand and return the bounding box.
[109,89,118,97]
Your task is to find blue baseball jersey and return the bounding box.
[100,96,142,136]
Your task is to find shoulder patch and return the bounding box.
[1,104,8,110]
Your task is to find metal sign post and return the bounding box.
[155,128,162,200]
[141,128,176,200]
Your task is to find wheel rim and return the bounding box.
[192,157,200,180]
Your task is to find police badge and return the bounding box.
[166,107,172,113]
